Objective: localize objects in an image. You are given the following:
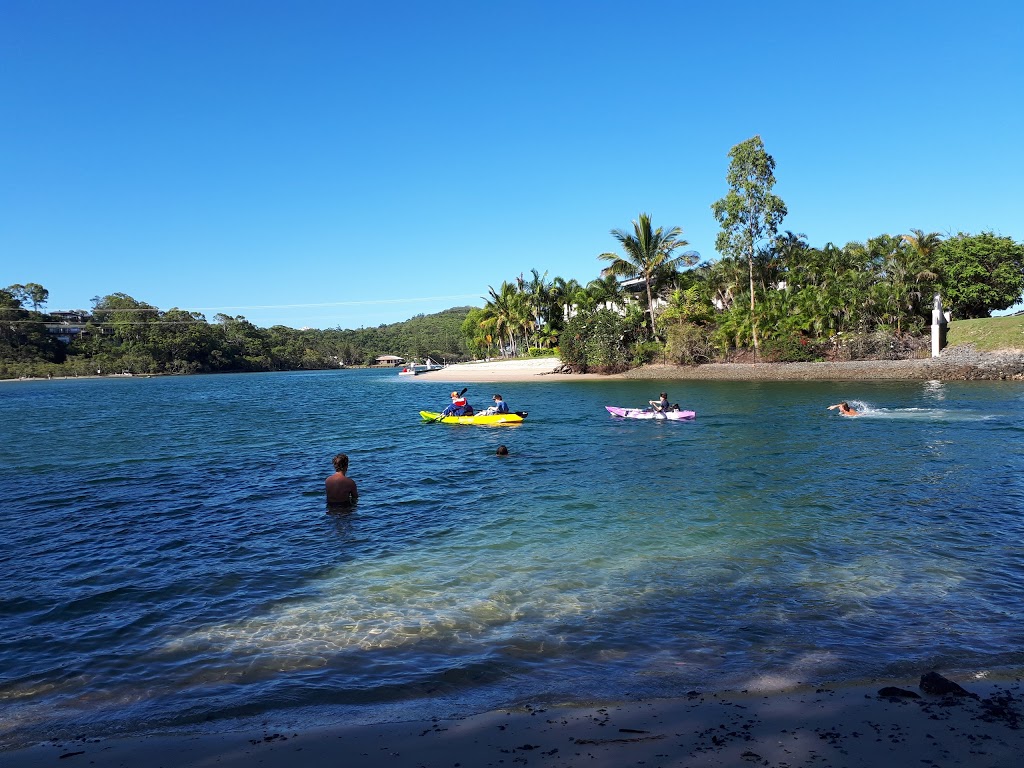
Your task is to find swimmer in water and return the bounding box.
[827,401,859,417]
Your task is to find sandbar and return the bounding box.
[415,350,1024,383]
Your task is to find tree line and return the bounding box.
[5,136,1023,378]
[470,136,1024,372]
[0,288,473,379]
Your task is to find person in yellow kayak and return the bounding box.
[441,390,473,417]
[480,393,511,416]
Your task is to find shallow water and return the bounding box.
[1,370,1023,746]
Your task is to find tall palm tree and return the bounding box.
[481,282,530,357]
[598,213,697,338]
[522,268,553,346]
[901,229,943,261]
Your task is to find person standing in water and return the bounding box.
[828,402,859,417]
[326,453,358,505]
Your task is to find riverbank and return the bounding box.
[417,345,1024,383]
[7,675,1021,767]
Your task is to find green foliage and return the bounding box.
[664,322,715,365]
[757,335,821,363]
[711,135,788,318]
[525,347,558,358]
[1,287,475,379]
[934,232,1024,318]
[630,340,665,366]
[559,309,629,373]
[831,330,928,361]
[598,213,697,338]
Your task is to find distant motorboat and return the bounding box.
[398,358,446,376]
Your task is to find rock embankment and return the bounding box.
[622,345,1024,382]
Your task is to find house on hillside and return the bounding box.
[375,355,405,367]
[43,310,92,344]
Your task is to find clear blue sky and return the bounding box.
[3,0,1022,328]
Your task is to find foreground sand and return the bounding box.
[7,677,1022,767]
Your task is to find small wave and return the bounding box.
[851,402,992,421]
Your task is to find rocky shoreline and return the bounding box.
[620,344,1024,382]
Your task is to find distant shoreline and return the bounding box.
[417,346,1024,382]
[6,345,1023,384]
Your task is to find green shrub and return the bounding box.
[758,335,820,362]
[560,309,628,373]
[631,340,664,366]
[665,323,716,365]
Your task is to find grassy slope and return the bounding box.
[947,313,1024,351]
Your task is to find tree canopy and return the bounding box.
[932,232,1024,319]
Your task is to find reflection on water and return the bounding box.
[1,371,1023,745]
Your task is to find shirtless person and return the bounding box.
[827,401,859,417]
[326,453,358,505]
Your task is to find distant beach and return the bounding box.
[419,346,1024,382]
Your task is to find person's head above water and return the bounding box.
[496,445,509,456]
[332,453,349,473]
[493,394,503,401]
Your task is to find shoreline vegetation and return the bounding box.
[5,673,1022,767]
[6,344,1024,383]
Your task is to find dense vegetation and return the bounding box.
[5,136,1023,379]
[0,287,473,379]
[471,137,1024,372]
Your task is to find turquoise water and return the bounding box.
[1,370,1023,747]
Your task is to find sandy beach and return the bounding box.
[415,348,1024,383]
[7,676,1022,767]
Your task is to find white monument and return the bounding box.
[931,293,948,357]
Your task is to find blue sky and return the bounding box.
[3,1,1022,328]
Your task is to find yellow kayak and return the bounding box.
[420,410,528,425]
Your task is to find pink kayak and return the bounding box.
[606,406,696,420]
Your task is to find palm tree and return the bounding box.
[901,229,943,261]
[522,268,553,346]
[481,282,531,357]
[598,213,697,338]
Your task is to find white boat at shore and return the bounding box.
[398,358,446,376]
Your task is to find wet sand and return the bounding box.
[7,677,1021,767]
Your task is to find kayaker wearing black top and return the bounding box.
[649,392,670,413]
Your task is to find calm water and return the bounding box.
[2,370,1023,747]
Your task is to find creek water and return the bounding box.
[1,369,1022,746]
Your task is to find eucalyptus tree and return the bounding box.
[598,212,696,338]
[711,136,787,352]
